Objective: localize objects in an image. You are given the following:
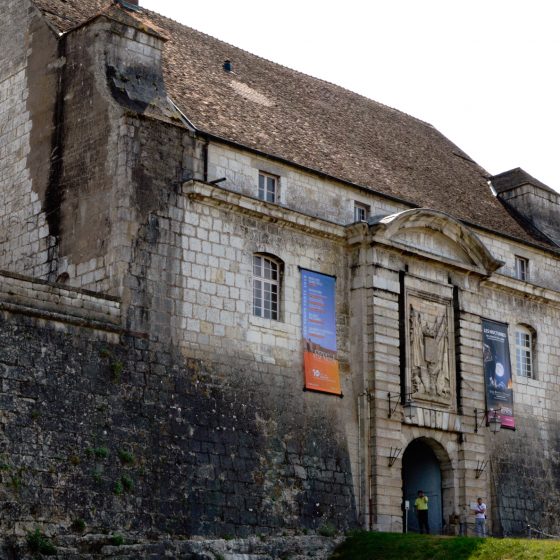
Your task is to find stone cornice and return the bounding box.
[183,181,346,241]
[482,274,560,306]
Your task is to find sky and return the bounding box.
[141,0,560,191]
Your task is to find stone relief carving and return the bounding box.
[409,302,451,405]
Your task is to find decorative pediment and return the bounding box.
[368,209,503,276]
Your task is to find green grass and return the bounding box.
[330,531,560,560]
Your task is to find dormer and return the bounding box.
[491,168,560,247]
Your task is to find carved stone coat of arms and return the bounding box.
[407,293,455,408]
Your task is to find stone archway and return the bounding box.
[402,437,454,535]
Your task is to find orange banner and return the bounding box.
[304,351,341,395]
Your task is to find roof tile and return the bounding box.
[31,0,548,246]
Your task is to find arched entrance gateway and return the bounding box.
[364,209,500,535]
[402,438,454,534]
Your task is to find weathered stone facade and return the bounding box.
[3,0,560,555]
[0,0,57,278]
[0,270,356,542]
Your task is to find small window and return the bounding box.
[258,172,278,203]
[354,202,370,222]
[253,254,281,320]
[515,326,534,378]
[514,256,529,281]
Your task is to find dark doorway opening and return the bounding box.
[402,438,443,534]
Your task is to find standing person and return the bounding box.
[474,497,487,537]
[415,490,430,534]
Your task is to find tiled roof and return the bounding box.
[32,0,548,246]
[490,168,557,195]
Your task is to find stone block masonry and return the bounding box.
[0,0,57,279]
[1,6,359,549]
[0,292,358,546]
[0,269,120,329]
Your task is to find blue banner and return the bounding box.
[301,269,341,395]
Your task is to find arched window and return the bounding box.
[515,325,535,378]
[253,253,282,320]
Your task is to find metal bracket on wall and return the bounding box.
[475,459,488,478]
[387,392,400,418]
[388,446,402,467]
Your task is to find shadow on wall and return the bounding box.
[491,415,560,537]
[0,315,357,539]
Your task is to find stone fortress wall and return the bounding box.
[2,0,560,553]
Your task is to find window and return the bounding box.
[253,254,281,320]
[515,325,534,378]
[354,201,370,222]
[514,256,529,281]
[258,172,278,203]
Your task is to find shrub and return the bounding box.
[121,474,134,492]
[27,528,57,555]
[93,447,109,459]
[92,466,103,484]
[118,449,135,464]
[72,518,86,532]
[111,361,124,382]
[318,522,337,537]
[9,474,22,492]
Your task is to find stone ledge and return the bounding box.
[183,181,346,242]
[0,268,123,332]
[484,274,560,305]
[0,301,125,335]
[0,268,120,302]
[4,533,343,560]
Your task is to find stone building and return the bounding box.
[2,0,560,549]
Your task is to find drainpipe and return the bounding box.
[203,138,209,183]
[355,238,373,531]
[367,390,373,531]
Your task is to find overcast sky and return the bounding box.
[141,0,560,191]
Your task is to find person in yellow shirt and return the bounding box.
[415,490,430,534]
